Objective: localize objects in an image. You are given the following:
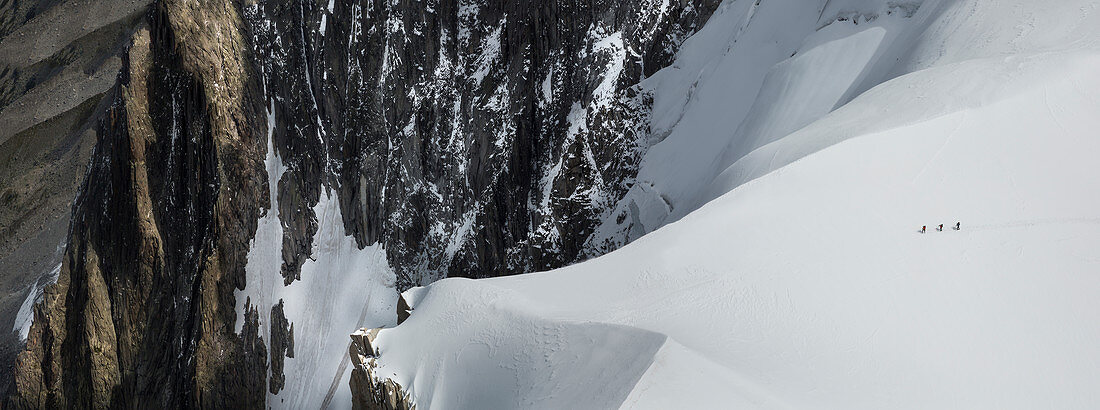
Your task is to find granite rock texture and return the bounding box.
[6,1,270,406]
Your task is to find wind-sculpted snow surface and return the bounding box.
[377,279,669,408]
[370,0,1100,407]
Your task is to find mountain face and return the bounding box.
[4,0,718,406]
[7,1,271,406]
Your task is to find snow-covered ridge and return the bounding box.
[366,0,1100,408]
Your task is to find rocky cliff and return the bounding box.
[6,0,270,406]
[0,0,150,391]
[5,0,719,406]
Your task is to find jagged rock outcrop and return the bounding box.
[0,0,150,390]
[268,299,294,394]
[5,0,272,406]
[347,295,413,409]
[349,327,414,410]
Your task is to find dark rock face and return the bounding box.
[268,299,294,394]
[245,0,719,289]
[6,1,271,407]
[0,0,149,391]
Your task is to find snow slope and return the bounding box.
[371,0,1100,408]
[234,105,399,408]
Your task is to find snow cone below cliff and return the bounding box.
[363,0,1100,408]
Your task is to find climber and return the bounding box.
[955,221,961,231]
[921,225,926,234]
[938,224,944,231]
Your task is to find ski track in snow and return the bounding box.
[967,217,1100,231]
[911,111,965,184]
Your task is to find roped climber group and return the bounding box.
[921,222,960,233]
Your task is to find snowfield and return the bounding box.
[369,0,1100,408]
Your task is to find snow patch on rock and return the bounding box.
[13,262,61,341]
